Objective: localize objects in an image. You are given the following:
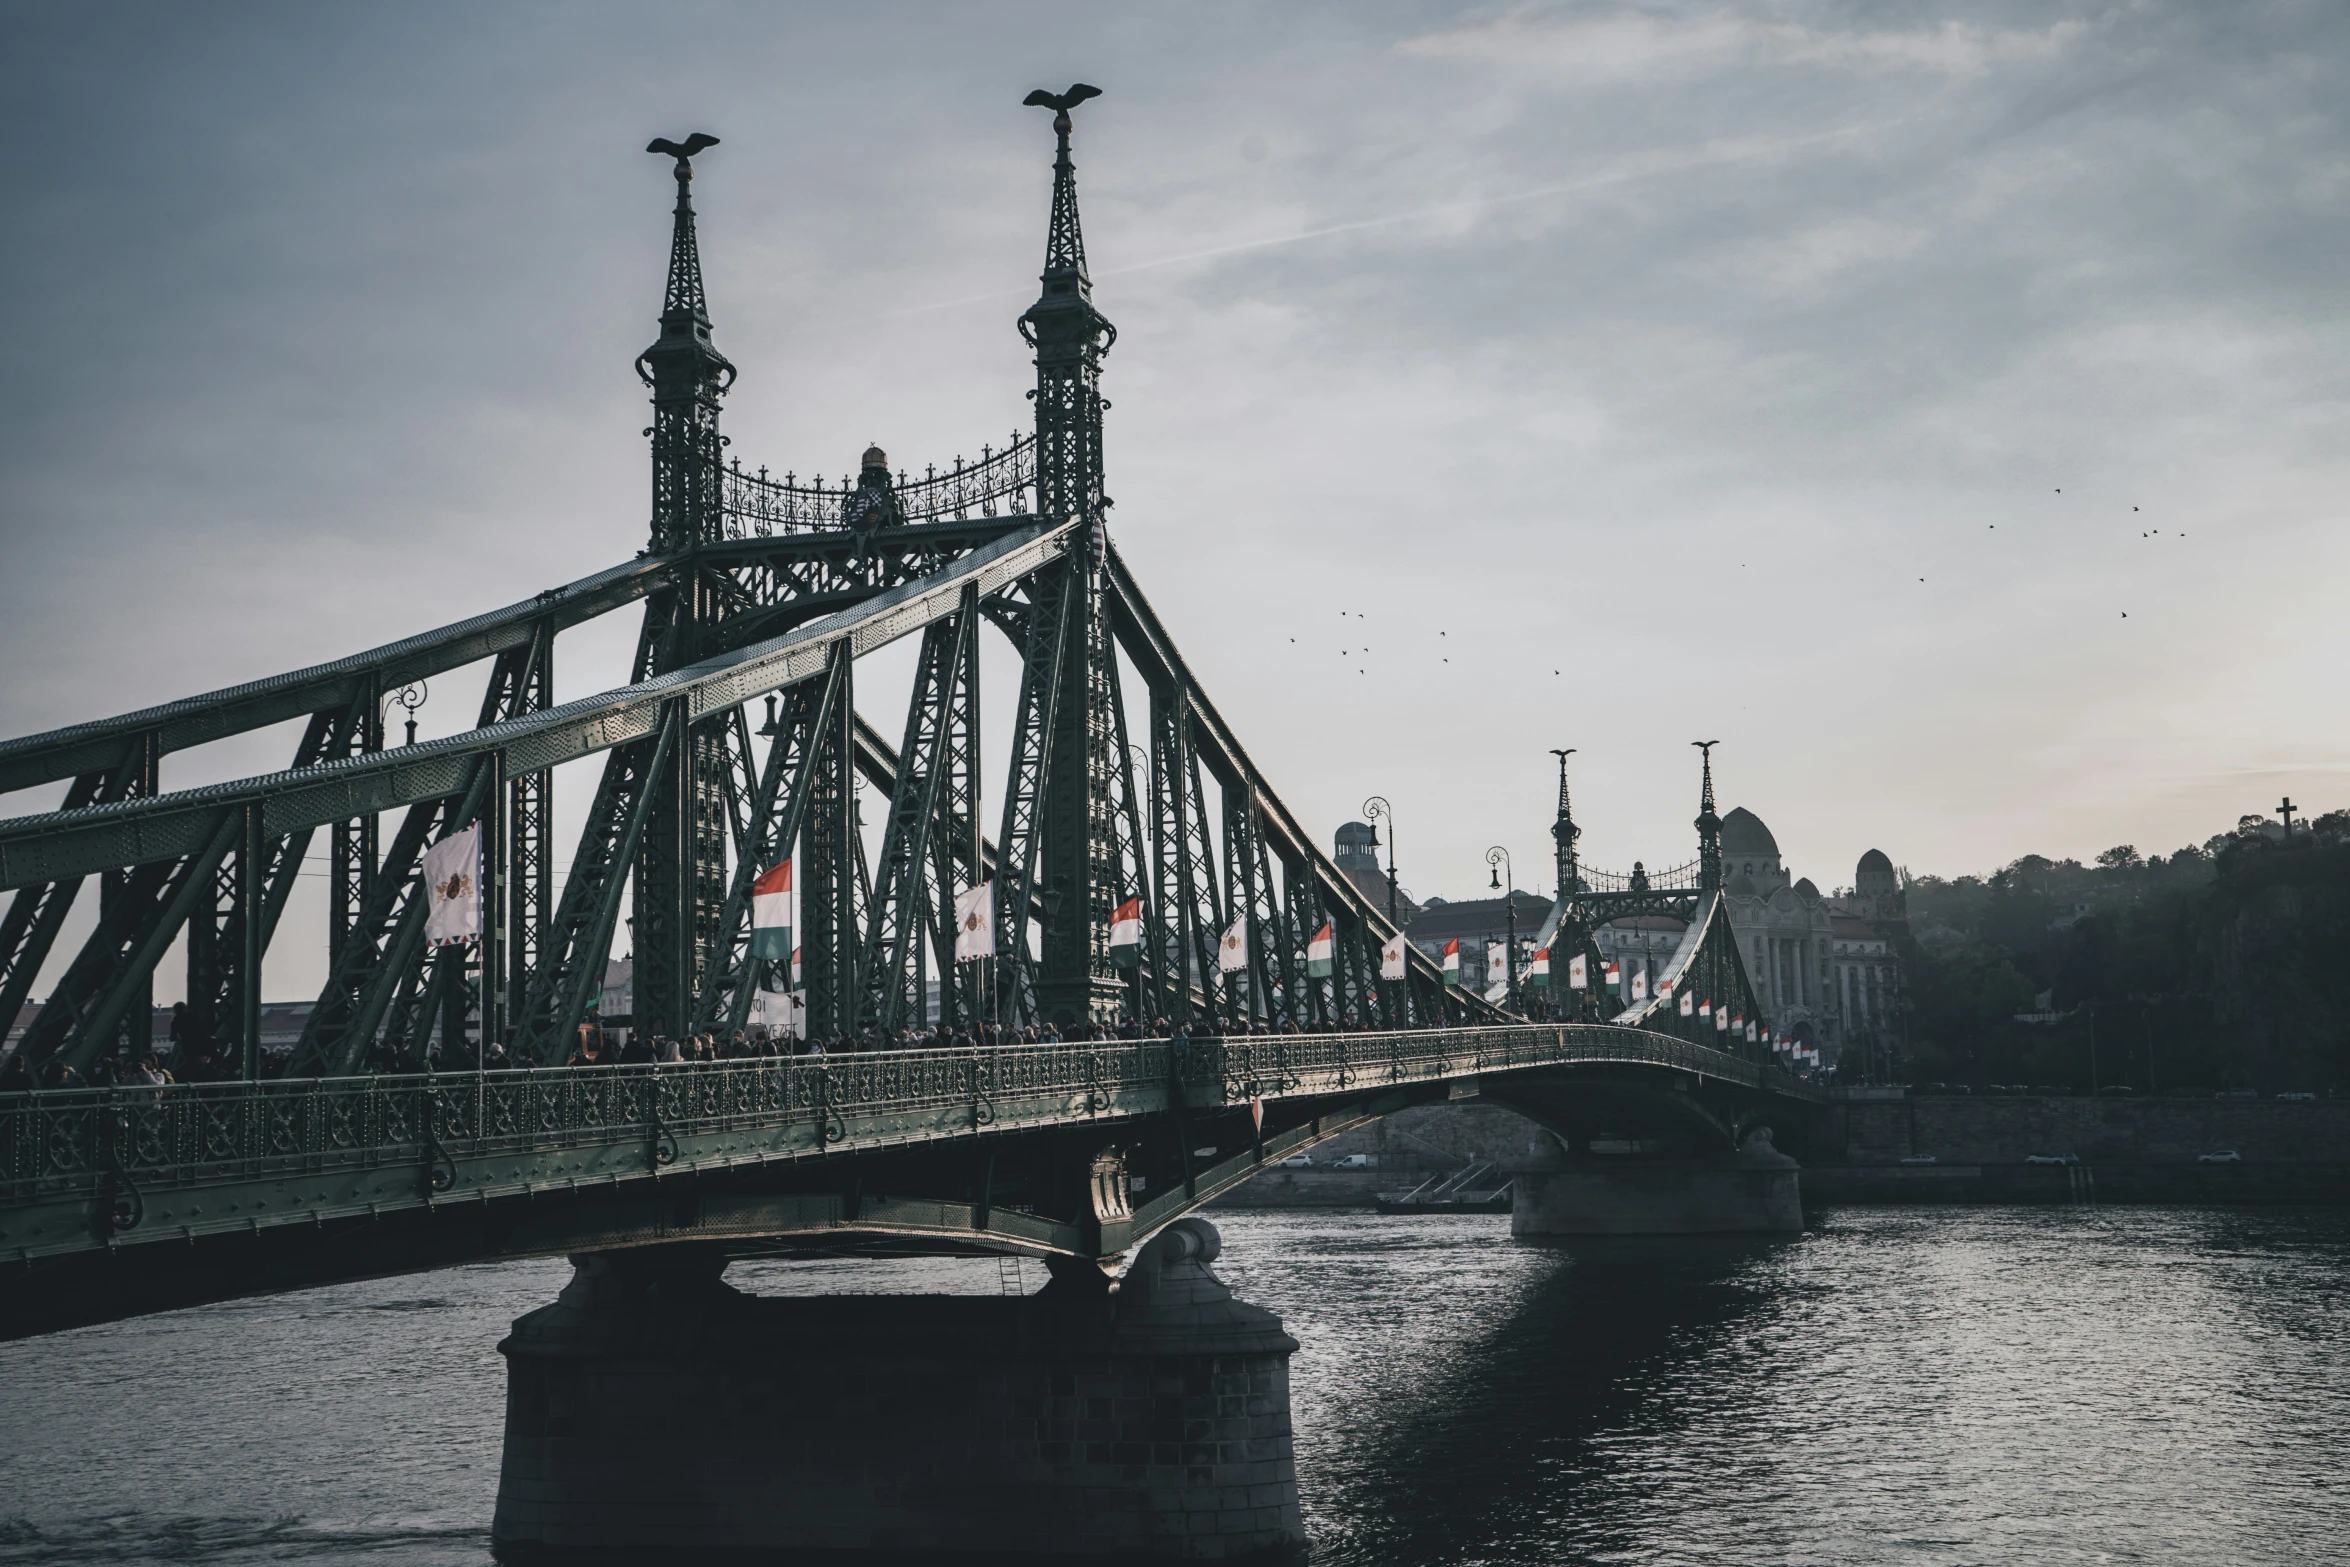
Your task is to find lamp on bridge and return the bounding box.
[1486,844,1516,1008]
[1363,796,1400,922]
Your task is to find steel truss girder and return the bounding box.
[17,815,238,1076]
[0,524,1075,896]
[798,652,860,1043]
[0,558,672,799]
[0,769,112,1064]
[857,589,979,1035]
[991,562,1072,1026]
[697,647,845,1038]
[1104,651,1156,1024]
[517,708,681,1064]
[1609,888,1768,1060]
[1102,545,1494,1023]
[187,704,356,1065]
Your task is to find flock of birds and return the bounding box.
[1284,614,1567,677]
[1281,490,2184,679]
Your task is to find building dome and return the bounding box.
[861,444,890,473]
[1793,876,1820,900]
[1720,807,1779,857]
[1857,848,1894,876]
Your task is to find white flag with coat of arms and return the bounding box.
[1218,915,1249,973]
[954,880,996,961]
[422,824,481,949]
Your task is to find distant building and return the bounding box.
[1333,821,1419,922]
[1401,892,1553,991]
[1715,809,1908,1077]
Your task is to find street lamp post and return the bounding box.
[1363,796,1399,922]
[1486,846,1515,1008]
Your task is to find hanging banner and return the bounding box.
[1631,969,1648,1002]
[954,880,996,961]
[1109,896,1143,967]
[1218,915,1249,973]
[751,857,793,960]
[1380,935,1408,979]
[1567,952,1586,990]
[422,824,480,949]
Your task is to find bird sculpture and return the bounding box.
[647,133,720,164]
[1024,83,1102,135]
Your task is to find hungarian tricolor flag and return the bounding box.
[1527,946,1550,986]
[1307,922,1334,977]
[751,858,793,960]
[1109,896,1143,967]
[1604,959,1621,989]
[1441,938,1461,986]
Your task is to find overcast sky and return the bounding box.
[4,1,2346,962]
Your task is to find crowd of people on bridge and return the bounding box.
[0,1009,1479,1091]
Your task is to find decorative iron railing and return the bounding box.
[1576,859,1703,895]
[0,1025,1819,1217]
[722,434,1037,538]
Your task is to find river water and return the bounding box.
[2,1206,2345,1564]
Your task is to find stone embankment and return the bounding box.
[1210,1097,2350,1209]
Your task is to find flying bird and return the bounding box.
[2134,506,2140,511]
[647,133,720,161]
[2055,488,2062,493]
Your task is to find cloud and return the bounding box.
[1399,4,2087,85]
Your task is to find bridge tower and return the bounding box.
[633,134,738,1039]
[1693,740,1723,893]
[1009,86,1123,1026]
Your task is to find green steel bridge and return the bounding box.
[0,90,1821,1344]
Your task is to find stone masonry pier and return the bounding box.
[491,1218,1302,1560]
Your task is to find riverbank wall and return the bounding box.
[1210,1096,2350,1210]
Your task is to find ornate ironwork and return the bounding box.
[0,1023,1822,1237]
[722,437,1036,538]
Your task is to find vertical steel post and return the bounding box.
[239,800,263,1079]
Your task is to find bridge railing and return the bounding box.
[0,1025,1820,1212]
[723,436,1037,538]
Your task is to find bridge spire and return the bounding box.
[1015,83,1123,1027]
[1549,748,1581,898]
[637,133,735,553]
[632,133,737,1042]
[1019,84,1112,527]
[1692,741,1722,892]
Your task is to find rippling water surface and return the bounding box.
[3,1206,2346,1564]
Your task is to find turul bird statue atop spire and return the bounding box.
[636,131,735,554]
[1692,740,1722,892]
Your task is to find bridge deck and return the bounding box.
[0,1025,1820,1269]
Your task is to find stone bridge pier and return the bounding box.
[1510,1126,1803,1236]
[491,1217,1304,1560]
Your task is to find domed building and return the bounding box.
[1713,808,1911,1081]
[1829,848,1908,1081]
